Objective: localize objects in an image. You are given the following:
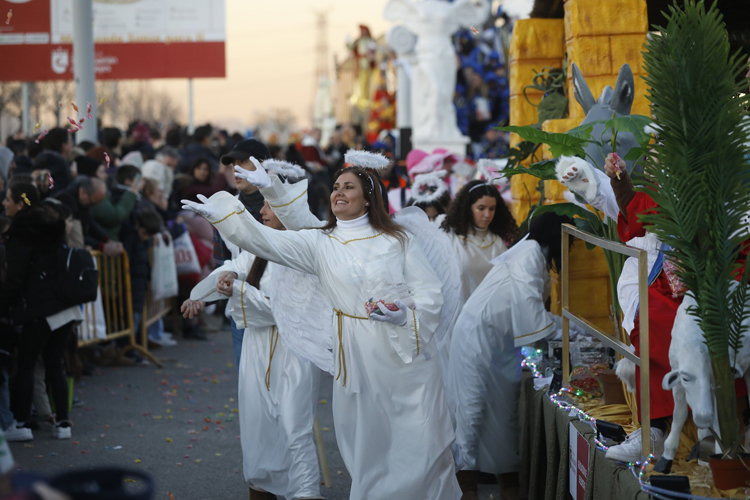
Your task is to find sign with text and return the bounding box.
[569,423,590,500]
[0,0,225,81]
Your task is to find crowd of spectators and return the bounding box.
[452,8,512,160]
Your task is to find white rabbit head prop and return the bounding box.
[410,170,449,204]
[261,159,306,181]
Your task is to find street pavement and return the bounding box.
[10,324,497,499]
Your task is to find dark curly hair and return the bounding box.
[440,180,517,243]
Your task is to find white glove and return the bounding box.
[181,194,220,219]
[368,299,409,327]
[556,156,600,203]
[234,157,273,188]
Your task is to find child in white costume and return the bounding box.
[182,201,322,500]
[183,152,462,500]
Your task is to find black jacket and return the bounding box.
[34,150,72,196]
[55,187,110,250]
[0,207,67,325]
[120,215,150,315]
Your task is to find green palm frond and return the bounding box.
[637,0,750,452]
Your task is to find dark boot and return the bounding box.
[456,470,480,500]
[248,487,275,500]
[497,472,520,500]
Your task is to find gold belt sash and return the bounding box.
[333,309,368,387]
[265,326,279,391]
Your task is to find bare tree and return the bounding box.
[38,81,75,128]
[118,81,183,128]
[0,83,22,141]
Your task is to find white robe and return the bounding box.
[435,214,508,301]
[433,214,507,413]
[189,255,321,499]
[205,189,461,500]
[448,239,556,474]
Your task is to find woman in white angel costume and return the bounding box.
[448,212,574,500]
[438,180,518,301]
[181,160,324,500]
[182,151,463,500]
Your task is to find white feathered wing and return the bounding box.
[266,263,335,375]
[394,207,463,343]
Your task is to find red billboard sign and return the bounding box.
[0,0,225,81]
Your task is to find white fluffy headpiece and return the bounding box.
[262,159,306,180]
[410,170,449,204]
[344,149,390,170]
[476,158,508,187]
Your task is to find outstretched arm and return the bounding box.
[182,192,319,276]
[234,160,325,230]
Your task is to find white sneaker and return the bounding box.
[52,421,72,440]
[5,421,33,442]
[605,427,665,462]
[149,337,177,347]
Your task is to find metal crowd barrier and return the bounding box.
[76,250,163,367]
[561,223,650,457]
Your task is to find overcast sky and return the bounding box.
[150,0,392,131]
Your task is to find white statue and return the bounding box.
[384,0,488,145]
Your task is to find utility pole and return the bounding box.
[72,0,97,144]
[311,8,331,125]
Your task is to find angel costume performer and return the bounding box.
[448,235,558,474]
[185,155,462,500]
[189,237,322,499]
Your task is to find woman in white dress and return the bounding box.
[181,202,322,500]
[439,180,518,301]
[448,212,573,500]
[182,160,461,500]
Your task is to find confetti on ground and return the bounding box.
[319,399,327,405]
[113,446,122,450]
[24,444,33,448]
[34,455,42,459]
[104,425,110,429]
[194,459,201,463]
[226,363,232,367]
[229,398,235,403]
[5,9,11,25]
[80,450,90,454]
[322,427,330,431]
[337,471,342,475]
[167,493,174,500]
[215,453,221,456]
[125,479,137,483]
[134,459,141,463]
[72,441,79,445]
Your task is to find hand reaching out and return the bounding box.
[181,194,219,219]
[234,157,273,188]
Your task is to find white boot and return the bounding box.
[605,427,665,462]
